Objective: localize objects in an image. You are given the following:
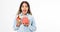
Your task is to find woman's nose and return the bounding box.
[24,7,26,9]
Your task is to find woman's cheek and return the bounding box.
[26,8,28,12]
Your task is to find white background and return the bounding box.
[0,0,60,32]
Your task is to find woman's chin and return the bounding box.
[23,13,27,15]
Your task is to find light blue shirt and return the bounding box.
[13,13,36,32]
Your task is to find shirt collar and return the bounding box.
[20,13,29,16]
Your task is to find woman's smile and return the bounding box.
[23,10,26,12]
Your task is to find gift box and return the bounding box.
[22,16,29,24]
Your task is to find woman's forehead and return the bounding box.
[22,3,28,6]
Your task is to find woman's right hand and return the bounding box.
[16,15,21,27]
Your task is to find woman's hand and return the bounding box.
[16,20,21,27]
[23,23,29,27]
[16,15,21,27]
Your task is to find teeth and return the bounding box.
[24,10,26,11]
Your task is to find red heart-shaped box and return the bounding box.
[22,17,29,24]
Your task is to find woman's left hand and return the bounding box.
[23,23,29,27]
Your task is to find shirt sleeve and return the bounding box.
[13,15,20,31]
[28,16,36,31]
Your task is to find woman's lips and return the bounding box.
[23,10,26,12]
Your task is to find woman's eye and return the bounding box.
[22,5,28,8]
[22,6,24,8]
[25,6,28,8]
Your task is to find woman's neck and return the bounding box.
[22,13,27,16]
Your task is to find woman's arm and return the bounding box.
[13,15,20,31]
[28,16,36,31]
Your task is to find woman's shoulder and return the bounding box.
[27,14,33,17]
[27,14,34,19]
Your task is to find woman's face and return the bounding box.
[21,3,28,15]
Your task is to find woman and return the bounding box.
[13,1,36,32]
